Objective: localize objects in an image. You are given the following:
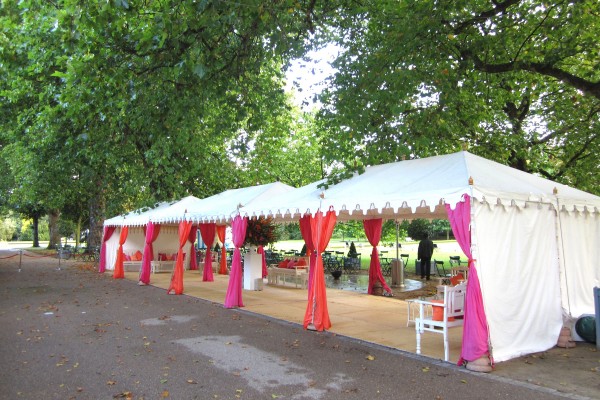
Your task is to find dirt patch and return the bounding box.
[493,343,599,399]
[390,274,440,300]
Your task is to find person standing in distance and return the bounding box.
[418,233,434,280]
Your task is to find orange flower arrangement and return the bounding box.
[245,216,277,247]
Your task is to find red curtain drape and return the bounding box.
[188,226,199,271]
[113,226,129,279]
[167,220,193,295]
[216,225,228,275]
[446,195,491,365]
[303,209,336,331]
[139,222,161,285]
[299,214,316,291]
[257,245,268,278]
[99,226,116,273]
[224,216,247,308]
[199,223,216,282]
[363,218,392,295]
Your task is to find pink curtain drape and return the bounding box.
[224,216,247,308]
[99,226,116,273]
[303,209,336,331]
[167,220,193,295]
[216,225,228,275]
[113,226,129,279]
[363,218,392,294]
[257,246,268,278]
[299,214,317,291]
[445,194,491,366]
[139,222,160,285]
[199,223,216,282]
[188,226,199,271]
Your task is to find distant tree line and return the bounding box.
[271,218,452,244]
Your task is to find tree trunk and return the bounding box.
[32,215,40,248]
[88,191,106,250]
[74,216,81,249]
[48,209,61,249]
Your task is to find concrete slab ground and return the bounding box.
[136,270,464,363]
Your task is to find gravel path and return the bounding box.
[0,250,597,400]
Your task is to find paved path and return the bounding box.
[0,251,596,400]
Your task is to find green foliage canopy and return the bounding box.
[0,0,331,243]
[318,0,600,194]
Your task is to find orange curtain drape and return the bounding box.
[139,222,161,285]
[299,214,316,291]
[257,245,268,278]
[167,220,193,295]
[363,218,392,295]
[187,226,199,270]
[199,223,216,282]
[303,209,337,331]
[216,225,228,275]
[113,226,129,279]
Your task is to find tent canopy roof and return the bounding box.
[105,152,600,226]
[238,151,600,222]
[104,182,294,227]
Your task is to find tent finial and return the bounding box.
[319,192,325,199]
[468,176,474,185]
[462,142,469,151]
[553,187,558,195]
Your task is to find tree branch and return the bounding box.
[450,0,522,34]
[461,49,600,100]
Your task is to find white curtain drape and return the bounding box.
[473,200,563,362]
[557,208,600,318]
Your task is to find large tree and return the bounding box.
[3,0,597,250]
[318,0,599,194]
[1,0,336,246]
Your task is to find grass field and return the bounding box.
[270,239,464,274]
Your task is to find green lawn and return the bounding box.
[270,239,465,275]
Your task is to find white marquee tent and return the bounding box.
[236,151,600,362]
[100,152,599,363]
[102,182,294,270]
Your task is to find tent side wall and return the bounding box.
[557,208,600,319]
[103,226,194,271]
[473,199,563,362]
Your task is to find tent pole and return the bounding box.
[396,220,405,288]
